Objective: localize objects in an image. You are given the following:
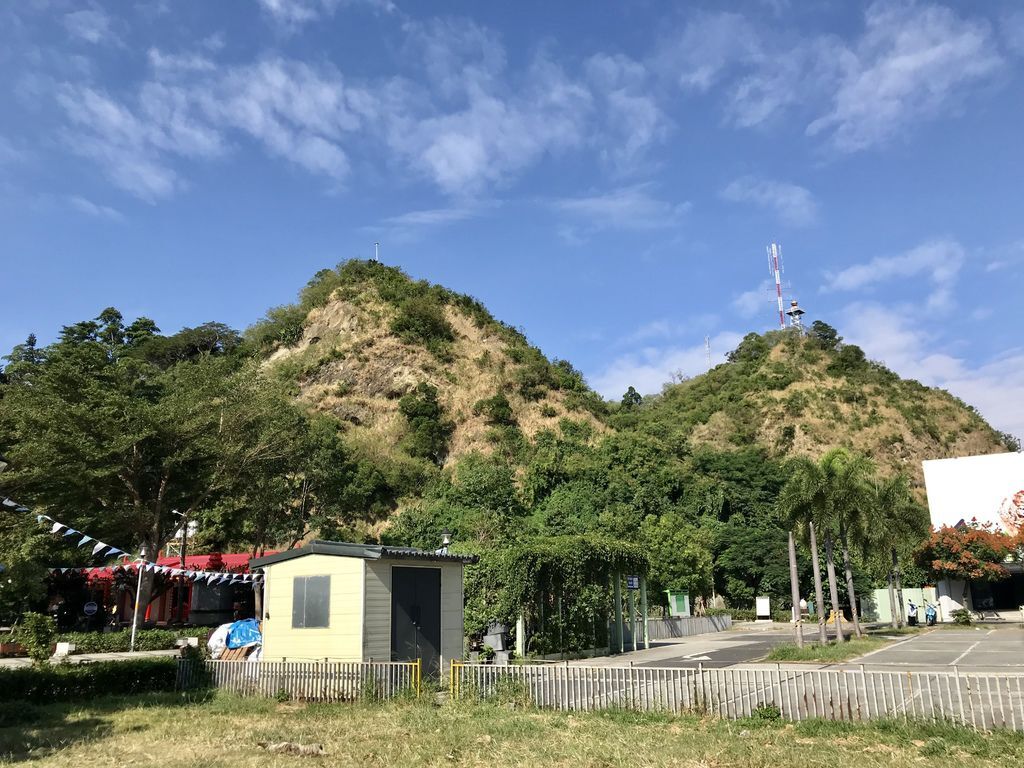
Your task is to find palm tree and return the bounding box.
[868,474,930,629]
[807,520,828,643]
[778,455,845,643]
[787,530,804,647]
[778,448,875,643]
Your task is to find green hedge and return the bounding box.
[55,627,210,654]
[0,657,180,701]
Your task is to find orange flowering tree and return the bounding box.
[916,522,1016,602]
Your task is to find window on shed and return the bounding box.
[292,575,330,628]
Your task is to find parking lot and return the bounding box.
[576,624,1024,673]
[845,627,1024,673]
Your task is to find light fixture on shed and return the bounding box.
[439,528,453,553]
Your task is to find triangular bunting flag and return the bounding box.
[50,522,66,534]
[106,548,124,557]
[62,528,78,537]
[78,535,94,548]
[91,541,108,556]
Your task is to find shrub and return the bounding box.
[16,612,56,664]
[398,383,454,464]
[0,657,180,701]
[951,608,972,626]
[55,627,210,654]
[473,393,515,426]
[391,296,454,351]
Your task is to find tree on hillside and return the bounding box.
[620,386,642,410]
[809,321,841,351]
[399,383,454,465]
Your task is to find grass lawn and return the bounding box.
[3,692,1024,767]
[763,636,890,663]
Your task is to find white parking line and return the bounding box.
[852,634,920,661]
[949,641,980,666]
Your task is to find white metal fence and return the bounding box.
[451,662,1024,732]
[177,659,420,701]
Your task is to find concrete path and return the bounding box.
[0,648,179,669]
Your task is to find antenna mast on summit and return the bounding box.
[704,336,711,370]
[373,242,380,262]
[767,243,785,329]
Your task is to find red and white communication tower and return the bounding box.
[767,242,785,329]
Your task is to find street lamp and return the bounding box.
[129,545,147,653]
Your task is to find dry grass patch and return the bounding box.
[3,692,1024,767]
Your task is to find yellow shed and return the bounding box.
[251,541,477,675]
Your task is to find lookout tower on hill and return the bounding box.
[785,299,805,329]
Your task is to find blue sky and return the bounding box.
[2,0,1023,439]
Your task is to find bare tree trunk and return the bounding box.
[840,526,863,638]
[824,534,845,643]
[788,530,804,648]
[887,570,899,630]
[891,547,906,626]
[808,522,828,644]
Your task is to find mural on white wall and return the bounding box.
[922,452,1024,535]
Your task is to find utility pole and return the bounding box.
[175,510,189,624]
[130,545,147,653]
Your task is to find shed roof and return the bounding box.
[249,540,479,568]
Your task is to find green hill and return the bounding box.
[613,326,1011,495]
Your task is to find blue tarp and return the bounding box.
[226,618,262,649]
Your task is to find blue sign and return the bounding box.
[83,601,98,617]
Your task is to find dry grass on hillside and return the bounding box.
[266,289,604,466]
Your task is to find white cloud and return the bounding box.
[585,53,670,173]
[257,0,395,27]
[721,176,818,227]
[63,9,117,45]
[387,50,593,196]
[589,331,745,398]
[807,1,1003,151]
[732,281,772,319]
[658,2,1006,151]
[823,238,965,311]
[654,12,762,91]
[841,303,1024,440]
[553,184,689,236]
[68,195,124,221]
[621,315,721,345]
[370,205,482,243]
[56,84,224,200]
[148,48,216,74]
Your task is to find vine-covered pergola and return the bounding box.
[461,535,651,658]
